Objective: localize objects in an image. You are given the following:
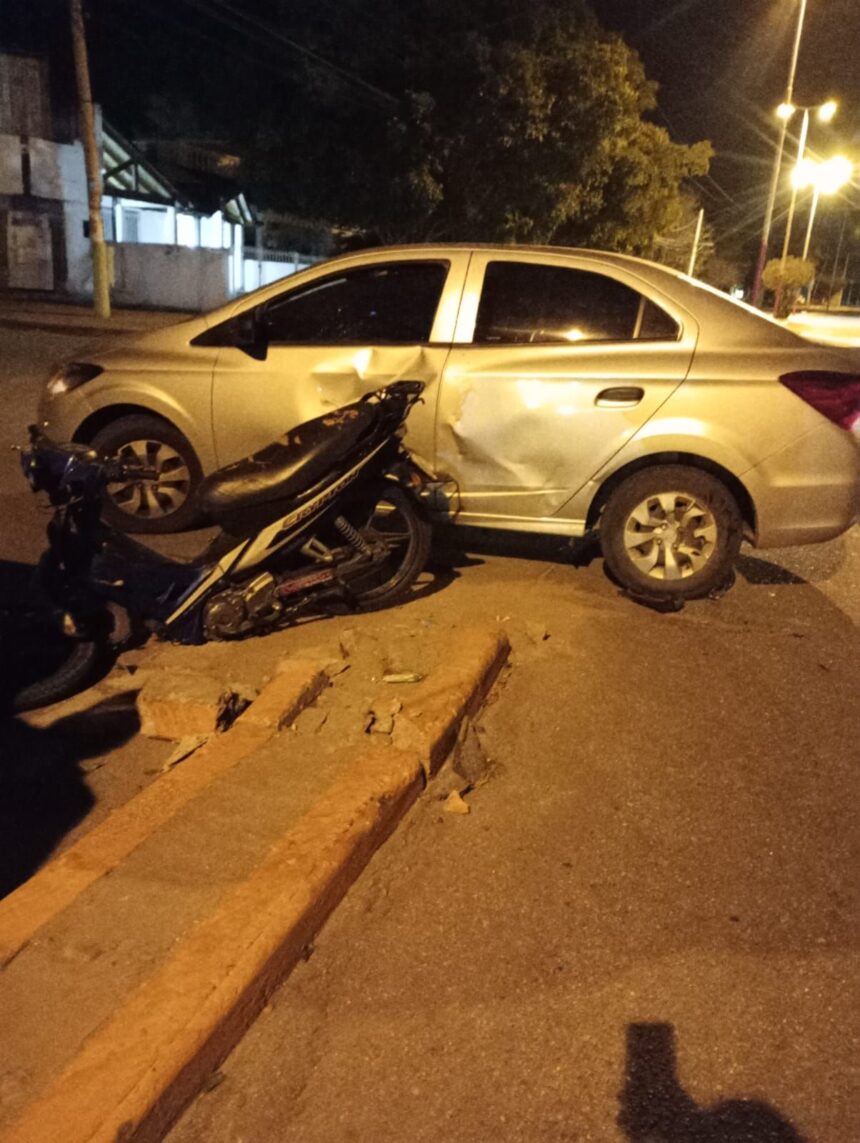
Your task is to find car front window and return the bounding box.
[263,260,450,345]
[473,261,679,345]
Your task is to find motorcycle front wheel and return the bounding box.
[1,625,103,714]
[341,481,432,610]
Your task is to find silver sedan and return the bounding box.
[38,245,859,600]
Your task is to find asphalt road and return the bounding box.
[2,325,858,1140]
[169,585,859,1143]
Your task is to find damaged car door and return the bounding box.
[434,253,698,530]
[207,253,468,472]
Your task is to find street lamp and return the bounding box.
[772,99,840,314]
[795,155,854,261]
[778,99,840,268]
[751,0,808,307]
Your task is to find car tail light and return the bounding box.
[778,371,860,432]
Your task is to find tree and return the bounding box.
[83,0,712,252]
[762,256,816,318]
[332,0,712,249]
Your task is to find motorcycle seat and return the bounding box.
[197,400,378,517]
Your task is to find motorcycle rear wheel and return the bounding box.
[343,482,432,610]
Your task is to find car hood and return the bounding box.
[71,312,216,370]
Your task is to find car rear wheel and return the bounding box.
[600,465,742,599]
[90,415,204,534]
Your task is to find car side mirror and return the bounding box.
[190,309,268,359]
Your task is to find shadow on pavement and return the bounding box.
[737,554,806,586]
[431,523,573,567]
[0,693,140,899]
[0,557,40,603]
[618,1022,807,1142]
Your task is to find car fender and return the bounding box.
[74,376,218,472]
[561,421,761,534]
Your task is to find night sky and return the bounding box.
[2,0,858,250]
[593,0,860,222]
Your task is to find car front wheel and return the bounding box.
[90,415,204,534]
[600,465,742,599]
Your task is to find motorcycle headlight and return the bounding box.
[46,361,104,397]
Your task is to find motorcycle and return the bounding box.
[4,380,431,713]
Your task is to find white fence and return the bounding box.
[104,243,323,310]
[242,249,321,293]
[110,243,231,311]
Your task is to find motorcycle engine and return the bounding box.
[203,572,280,639]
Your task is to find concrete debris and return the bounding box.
[365,699,403,736]
[525,621,550,644]
[453,720,493,786]
[292,707,329,735]
[201,1070,226,1093]
[338,629,361,658]
[160,735,209,772]
[443,790,471,815]
[138,674,252,740]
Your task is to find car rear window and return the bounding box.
[474,261,679,345]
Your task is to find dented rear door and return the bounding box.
[433,252,697,527]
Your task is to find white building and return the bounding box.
[0,51,316,309]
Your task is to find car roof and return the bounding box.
[207,242,809,351]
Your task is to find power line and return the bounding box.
[173,0,400,108]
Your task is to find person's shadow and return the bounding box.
[618,1023,807,1142]
[0,693,140,899]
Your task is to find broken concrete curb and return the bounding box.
[1,749,425,1143]
[394,626,511,774]
[0,661,328,966]
[0,627,510,1142]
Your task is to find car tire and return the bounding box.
[90,415,204,534]
[600,465,742,600]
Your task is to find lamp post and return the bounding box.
[772,99,838,314]
[797,155,854,261]
[751,0,808,307]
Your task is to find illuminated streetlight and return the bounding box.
[795,155,854,261]
[773,98,840,313]
[817,100,838,123]
[751,0,809,307]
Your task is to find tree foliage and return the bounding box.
[89,0,712,253]
[286,0,713,251]
[762,256,816,318]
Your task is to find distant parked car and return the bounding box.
[38,244,859,600]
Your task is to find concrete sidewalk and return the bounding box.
[0,616,509,1143]
[0,298,192,337]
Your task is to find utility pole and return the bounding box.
[687,208,705,278]
[750,0,807,307]
[70,0,110,318]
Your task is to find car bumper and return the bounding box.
[747,423,859,548]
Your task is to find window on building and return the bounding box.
[0,54,50,137]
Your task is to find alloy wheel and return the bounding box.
[107,438,192,520]
[622,491,718,582]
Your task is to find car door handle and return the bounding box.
[595,386,645,407]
